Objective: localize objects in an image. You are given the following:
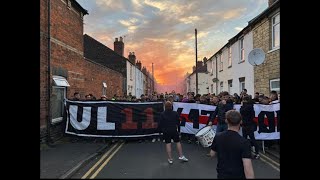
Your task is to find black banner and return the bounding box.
[65,100,164,137]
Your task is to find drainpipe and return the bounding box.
[215,56,218,95]
[46,0,52,145]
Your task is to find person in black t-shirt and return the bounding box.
[208,110,254,179]
[240,96,260,159]
[159,101,189,164]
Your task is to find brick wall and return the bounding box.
[81,59,124,98]
[50,0,84,51]
[40,0,48,130]
[40,0,124,143]
[252,16,280,95]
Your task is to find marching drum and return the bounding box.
[195,126,216,147]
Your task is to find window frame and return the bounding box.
[130,64,133,80]
[219,54,223,72]
[270,78,280,92]
[228,47,232,68]
[239,77,245,94]
[51,86,66,124]
[220,81,223,92]
[228,80,232,93]
[239,38,245,63]
[271,13,280,49]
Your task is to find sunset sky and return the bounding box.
[77,0,267,93]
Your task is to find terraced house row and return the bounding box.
[185,0,280,96]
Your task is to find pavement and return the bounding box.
[40,136,110,179]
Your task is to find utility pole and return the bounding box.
[195,28,198,95]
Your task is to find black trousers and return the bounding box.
[242,125,259,154]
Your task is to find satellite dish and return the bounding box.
[248,48,265,66]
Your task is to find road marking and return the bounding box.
[89,142,125,179]
[81,143,119,179]
[260,156,280,172]
[259,153,280,167]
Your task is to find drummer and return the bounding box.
[159,101,189,164]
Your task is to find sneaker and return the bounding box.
[254,154,260,159]
[188,140,192,144]
[163,140,165,143]
[168,159,173,164]
[152,138,156,143]
[171,139,174,143]
[179,156,189,162]
[157,138,160,142]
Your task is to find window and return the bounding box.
[130,64,133,80]
[220,81,223,92]
[51,76,69,124]
[228,47,232,67]
[240,38,245,62]
[211,60,214,74]
[219,54,223,71]
[228,79,232,94]
[211,84,214,93]
[239,77,245,93]
[102,82,107,95]
[270,78,280,92]
[272,13,280,49]
[51,86,66,124]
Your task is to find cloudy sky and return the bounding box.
[77,0,267,93]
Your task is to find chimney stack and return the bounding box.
[114,37,124,56]
[142,66,147,74]
[128,52,136,64]
[197,61,203,68]
[203,57,208,64]
[136,60,142,70]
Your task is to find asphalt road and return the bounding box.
[72,140,280,179]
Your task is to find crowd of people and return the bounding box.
[72,89,279,105]
[69,89,280,178]
[70,89,280,155]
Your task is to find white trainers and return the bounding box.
[152,138,156,143]
[168,159,173,164]
[179,156,188,162]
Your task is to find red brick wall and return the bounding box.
[81,59,124,99]
[40,0,48,129]
[50,0,84,51]
[40,0,125,142]
[50,40,124,100]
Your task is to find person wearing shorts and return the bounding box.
[159,101,189,164]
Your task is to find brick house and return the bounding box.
[251,0,280,95]
[40,0,125,143]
